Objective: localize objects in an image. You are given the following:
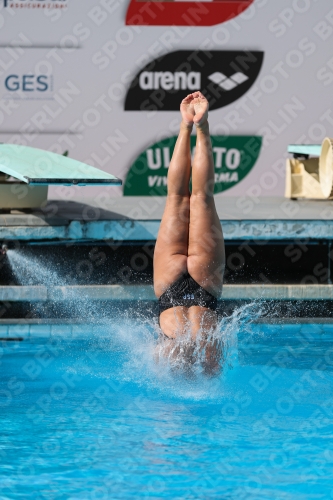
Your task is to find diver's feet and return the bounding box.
[192,91,209,127]
[180,91,209,128]
[180,93,195,128]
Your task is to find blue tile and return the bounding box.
[72,324,91,337]
[0,325,8,337]
[51,324,72,337]
[29,324,51,337]
[8,324,30,337]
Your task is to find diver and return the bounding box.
[154,91,225,372]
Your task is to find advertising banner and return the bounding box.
[126,0,255,27]
[125,50,264,112]
[124,135,262,195]
[0,1,332,200]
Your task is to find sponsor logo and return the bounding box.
[126,0,254,27]
[125,50,264,112]
[4,0,67,8]
[2,74,54,100]
[123,135,262,196]
[208,71,248,91]
[139,71,201,91]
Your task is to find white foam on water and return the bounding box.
[115,302,263,401]
[6,249,263,402]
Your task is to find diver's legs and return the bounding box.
[187,92,225,298]
[153,95,195,297]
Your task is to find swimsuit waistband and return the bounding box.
[158,272,218,314]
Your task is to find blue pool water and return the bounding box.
[2,310,333,499]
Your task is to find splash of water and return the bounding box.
[7,249,263,400]
[7,248,116,322]
[122,301,264,400]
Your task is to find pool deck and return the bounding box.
[2,284,333,301]
[1,196,333,242]
[2,196,333,305]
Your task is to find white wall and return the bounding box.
[0,0,332,201]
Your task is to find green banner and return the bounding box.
[123,135,262,196]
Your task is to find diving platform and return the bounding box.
[288,144,321,157]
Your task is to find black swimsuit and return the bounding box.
[158,272,218,316]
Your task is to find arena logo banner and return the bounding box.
[123,135,262,196]
[126,0,254,26]
[125,50,264,112]
[1,74,54,100]
[3,0,67,8]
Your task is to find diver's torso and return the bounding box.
[159,305,218,339]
